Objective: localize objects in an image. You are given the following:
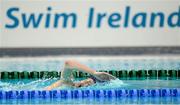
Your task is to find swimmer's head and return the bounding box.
[73,78,94,87]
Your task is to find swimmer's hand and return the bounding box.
[44,80,62,90]
[93,72,116,82]
[44,86,52,91]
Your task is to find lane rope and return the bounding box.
[0,70,179,79]
[0,89,179,99]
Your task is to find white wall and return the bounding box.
[0,0,180,48]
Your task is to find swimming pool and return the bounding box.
[0,56,179,104]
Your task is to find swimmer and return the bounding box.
[45,60,116,90]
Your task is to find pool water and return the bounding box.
[0,78,179,91]
[0,56,180,72]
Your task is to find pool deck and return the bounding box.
[0,47,180,57]
[0,55,180,61]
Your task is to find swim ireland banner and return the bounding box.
[0,0,180,47]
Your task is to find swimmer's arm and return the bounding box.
[44,80,63,90]
[65,60,96,75]
[65,60,116,81]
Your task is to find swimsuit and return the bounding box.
[89,75,106,83]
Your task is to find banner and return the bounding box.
[0,0,180,47]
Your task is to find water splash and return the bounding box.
[0,78,57,91]
[0,78,125,91]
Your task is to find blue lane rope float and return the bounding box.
[0,89,179,99]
